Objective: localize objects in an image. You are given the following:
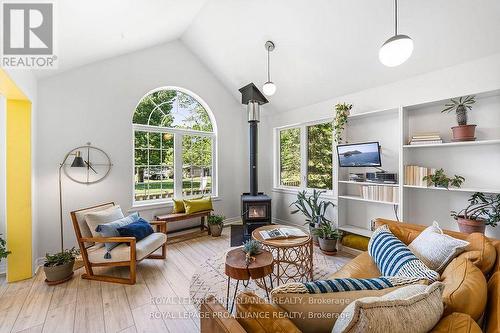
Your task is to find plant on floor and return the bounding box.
[441,95,477,141]
[290,189,335,245]
[451,192,500,234]
[0,234,11,262]
[43,247,79,283]
[422,168,465,189]
[333,103,352,143]
[312,222,342,254]
[207,214,225,237]
[242,239,262,265]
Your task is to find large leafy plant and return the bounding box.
[312,222,343,240]
[333,103,352,143]
[422,168,465,189]
[441,95,475,126]
[290,189,335,227]
[0,234,11,261]
[207,214,225,226]
[451,192,500,227]
[44,247,80,267]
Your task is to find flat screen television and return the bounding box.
[337,142,382,167]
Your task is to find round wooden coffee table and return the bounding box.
[252,225,313,286]
[225,248,274,312]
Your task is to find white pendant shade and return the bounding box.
[263,81,276,96]
[379,34,414,67]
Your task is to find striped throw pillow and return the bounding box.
[368,225,439,282]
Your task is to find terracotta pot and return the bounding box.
[44,259,74,282]
[456,216,486,234]
[451,125,476,141]
[209,223,223,237]
[318,238,338,252]
[309,224,319,245]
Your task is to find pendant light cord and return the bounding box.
[394,0,398,35]
[267,45,271,82]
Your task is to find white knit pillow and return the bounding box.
[332,282,445,333]
[408,222,469,272]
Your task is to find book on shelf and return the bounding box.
[259,227,307,240]
[359,185,398,203]
[404,165,436,187]
[408,132,443,145]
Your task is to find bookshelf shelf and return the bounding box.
[338,180,399,187]
[338,195,399,205]
[403,185,500,194]
[338,224,373,237]
[403,139,500,148]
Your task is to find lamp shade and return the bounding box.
[71,152,86,167]
[262,81,276,96]
[379,34,414,67]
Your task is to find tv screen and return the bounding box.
[337,142,381,167]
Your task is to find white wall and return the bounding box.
[264,52,500,239]
[36,40,250,258]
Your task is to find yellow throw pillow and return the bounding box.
[184,196,213,214]
[172,198,185,213]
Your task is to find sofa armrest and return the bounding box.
[200,296,246,333]
[430,313,482,333]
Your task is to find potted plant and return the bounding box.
[422,168,465,189]
[441,95,477,141]
[0,234,11,263]
[451,192,500,234]
[333,103,352,143]
[44,247,79,283]
[312,222,342,255]
[207,214,225,237]
[290,189,335,245]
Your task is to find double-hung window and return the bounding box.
[276,120,333,191]
[133,88,216,204]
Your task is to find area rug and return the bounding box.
[189,248,344,310]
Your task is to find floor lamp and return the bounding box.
[58,150,85,252]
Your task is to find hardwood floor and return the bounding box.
[0,228,353,333]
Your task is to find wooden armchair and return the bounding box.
[70,202,167,285]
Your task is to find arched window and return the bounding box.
[133,87,216,203]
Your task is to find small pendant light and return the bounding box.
[379,0,414,67]
[262,41,276,96]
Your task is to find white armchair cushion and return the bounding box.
[84,205,124,247]
[86,232,167,263]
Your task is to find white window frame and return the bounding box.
[132,87,218,207]
[273,117,333,195]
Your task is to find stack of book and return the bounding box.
[359,185,398,203]
[408,132,443,145]
[405,165,436,187]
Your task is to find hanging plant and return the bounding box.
[333,103,352,143]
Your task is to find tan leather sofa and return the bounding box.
[200,219,500,333]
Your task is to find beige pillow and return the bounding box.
[84,205,124,247]
[408,222,469,272]
[332,282,445,333]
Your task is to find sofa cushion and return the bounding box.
[117,218,154,242]
[441,256,487,321]
[368,225,439,282]
[183,196,213,214]
[73,203,115,247]
[485,272,500,333]
[329,252,381,279]
[235,292,301,333]
[333,282,444,333]
[86,232,166,263]
[408,222,469,273]
[430,313,482,333]
[84,205,124,247]
[456,233,496,275]
[95,212,139,253]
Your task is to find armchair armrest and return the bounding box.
[149,220,167,233]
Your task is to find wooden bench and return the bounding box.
[154,210,212,235]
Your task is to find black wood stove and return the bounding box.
[238,83,272,241]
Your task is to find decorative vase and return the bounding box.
[451,125,476,141]
[456,216,486,234]
[318,238,337,254]
[209,224,223,237]
[44,259,74,282]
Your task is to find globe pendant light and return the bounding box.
[379,0,413,67]
[263,41,276,96]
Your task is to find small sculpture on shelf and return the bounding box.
[422,169,465,189]
[441,95,477,141]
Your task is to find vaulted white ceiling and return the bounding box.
[39,0,500,112]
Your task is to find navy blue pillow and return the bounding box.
[117,218,154,242]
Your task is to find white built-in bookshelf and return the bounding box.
[335,89,500,239]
